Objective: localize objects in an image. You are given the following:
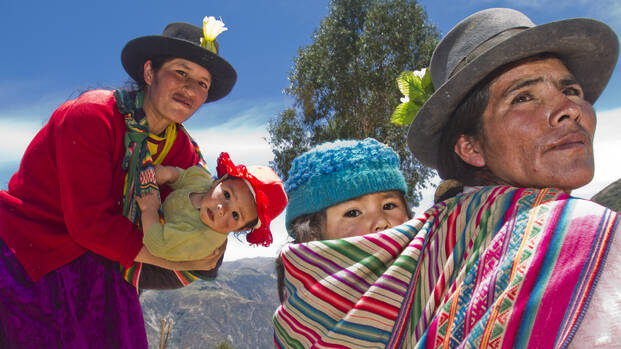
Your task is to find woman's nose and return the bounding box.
[183,81,198,97]
[548,91,582,127]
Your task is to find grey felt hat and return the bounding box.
[122,22,237,103]
[407,8,619,169]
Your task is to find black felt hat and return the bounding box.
[407,8,619,169]
[121,21,237,103]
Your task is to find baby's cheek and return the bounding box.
[334,227,349,239]
[337,225,357,239]
[352,223,371,238]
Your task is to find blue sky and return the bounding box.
[1,0,620,260]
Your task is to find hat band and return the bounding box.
[449,27,529,79]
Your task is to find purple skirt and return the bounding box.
[0,239,148,348]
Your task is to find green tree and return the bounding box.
[267,0,439,205]
[213,340,234,349]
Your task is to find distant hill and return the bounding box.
[140,257,279,349]
[591,178,621,212]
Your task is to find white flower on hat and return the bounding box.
[413,68,427,79]
[200,16,228,54]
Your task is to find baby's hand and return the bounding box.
[154,165,180,185]
[136,191,161,211]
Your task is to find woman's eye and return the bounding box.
[232,211,239,220]
[176,70,187,77]
[563,86,582,96]
[344,209,361,218]
[383,202,398,210]
[511,93,532,104]
[223,191,230,199]
[199,81,209,89]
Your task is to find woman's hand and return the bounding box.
[134,239,227,271]
[154,165,180,185]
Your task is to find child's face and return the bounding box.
[199,177,258,234]
[323,191,409,239]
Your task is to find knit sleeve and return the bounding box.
[142,221,223,261]
[53,95,143,266]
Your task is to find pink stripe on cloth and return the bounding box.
[276,307,323,346]
[501,197,566,349]
[364,234,400,258]
[556,210,617,345]
[283,251,355,313]
[527,208,612,348]
[277,308,355,349]
[504,199,607,349]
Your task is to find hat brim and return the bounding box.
[121,35,237,103]
[407,18,619,169]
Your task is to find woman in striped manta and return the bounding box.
[273,8,621,349]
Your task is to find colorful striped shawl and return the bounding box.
[273,186,619,348]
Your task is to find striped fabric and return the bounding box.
[273,186,619,348]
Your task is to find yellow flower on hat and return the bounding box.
[200,16,228,54]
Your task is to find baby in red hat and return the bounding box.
[136,152,287,261]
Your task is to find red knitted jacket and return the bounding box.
[0,90,199,281]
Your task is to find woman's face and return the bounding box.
[142,58,212,132]
[323,191,409,239]
[459,57,596,192]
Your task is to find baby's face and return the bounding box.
[323,191,409,239]
[199,177,258,234]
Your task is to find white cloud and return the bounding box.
[187,98,284,129]
[224,212,289,262]
[0,89,90,163]
[0,118,43,162]
[187,124,273,171]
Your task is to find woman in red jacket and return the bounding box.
[0,17,236,348]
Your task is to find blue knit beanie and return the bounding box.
[284,138,407,233]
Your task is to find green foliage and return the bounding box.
[214,340,234,349]
[266,108,310,181]
[267,0,439,206]
[391,68,434,126]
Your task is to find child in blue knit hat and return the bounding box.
[276,137,412,302]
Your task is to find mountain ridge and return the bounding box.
[140,256,280,349]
